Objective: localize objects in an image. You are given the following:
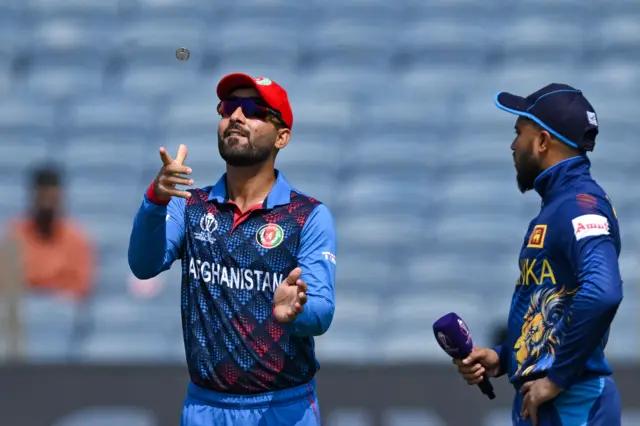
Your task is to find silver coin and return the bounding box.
[176,47,190,61]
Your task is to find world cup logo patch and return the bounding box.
[256,223,284,249]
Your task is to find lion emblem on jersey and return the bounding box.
[514,286,575,376]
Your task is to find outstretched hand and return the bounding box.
[273,267,308,323]
[153,144,193,201]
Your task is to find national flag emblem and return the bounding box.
[527,224,547,248]
[256,223,284,249]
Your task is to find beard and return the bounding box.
[218,132,272,167]
[33,207,56,238]
[514,149,542,193]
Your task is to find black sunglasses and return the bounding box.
[217,97,287,128]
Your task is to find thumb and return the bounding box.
[463,347,485,365]
[286,267,302,285]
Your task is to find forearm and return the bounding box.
[491,343,509,378]
[128,200,170,279]
[546,293,620,388]
[128,183,185,280]
[291,204,337,337]
[547,242,622,388]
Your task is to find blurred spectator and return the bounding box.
[3,165,95,301]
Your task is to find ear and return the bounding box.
[538,130,552,153]
[274,128,291,150]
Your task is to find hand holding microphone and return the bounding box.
[454,347,501,386]
[433,312,498,400]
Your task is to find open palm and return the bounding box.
[273,267,308,323]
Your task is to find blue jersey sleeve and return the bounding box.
[491,343,509,378]
[128,193,186,280]
[546,199,623,389]
[291,204,337,337]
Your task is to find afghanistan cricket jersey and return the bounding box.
[128,170,337,394]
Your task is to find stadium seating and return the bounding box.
[0,0,637,363]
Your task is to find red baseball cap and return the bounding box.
[216,73,293,129]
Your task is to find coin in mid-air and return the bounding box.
[176,47,190,61]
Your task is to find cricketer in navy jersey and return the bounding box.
[128,73,336,426]
[454,84,623,426]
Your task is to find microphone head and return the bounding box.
[432,312,474,358]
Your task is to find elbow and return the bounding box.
[597,286,623,312]
[130,268,156,281]
[603,291,623,310]
[127,249,157,281]
[129,263,154,281]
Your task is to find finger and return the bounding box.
[159,147,174,166]
[469,363,484,374]
[458,363,483,375]
[175,144,188,165]
[461,365,485,377]
[466,377,482,386]
[164,164,192,175]
[164,189,192,199]
[296,280,307,293]
[297,292,307,305]
[286,267,302,285]
[522,394,534,419]
[520,382,533,394]
[521,395,529,419]
[294,302,303,313]
[531,409,538,426]
[462,374,484,385]
[164,176,194,187]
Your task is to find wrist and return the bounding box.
[545,372,568,391]
[272,306,281,323]
[490,345,505,377]
[146,181,170,206]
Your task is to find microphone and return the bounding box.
[433,312,496,400]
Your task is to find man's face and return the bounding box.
[217,87,281,167]
[511,117,544,193]
[33,185,61,221]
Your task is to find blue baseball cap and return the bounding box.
[494,83,599,152]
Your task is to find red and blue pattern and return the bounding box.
[180,188,321,394]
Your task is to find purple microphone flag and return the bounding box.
[432,312,474,359]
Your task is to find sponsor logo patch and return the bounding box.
[572,214,609,241]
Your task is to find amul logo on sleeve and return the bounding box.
[256,223,284,249]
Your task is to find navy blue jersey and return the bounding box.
[493,156,623,389]
[128,171,337,394]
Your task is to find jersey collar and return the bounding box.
[533,155,591,200]
[207,169,292,209]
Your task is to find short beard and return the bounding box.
[218,135,272,167]
[515,152,542,193]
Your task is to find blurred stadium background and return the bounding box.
[0,0,638,424]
